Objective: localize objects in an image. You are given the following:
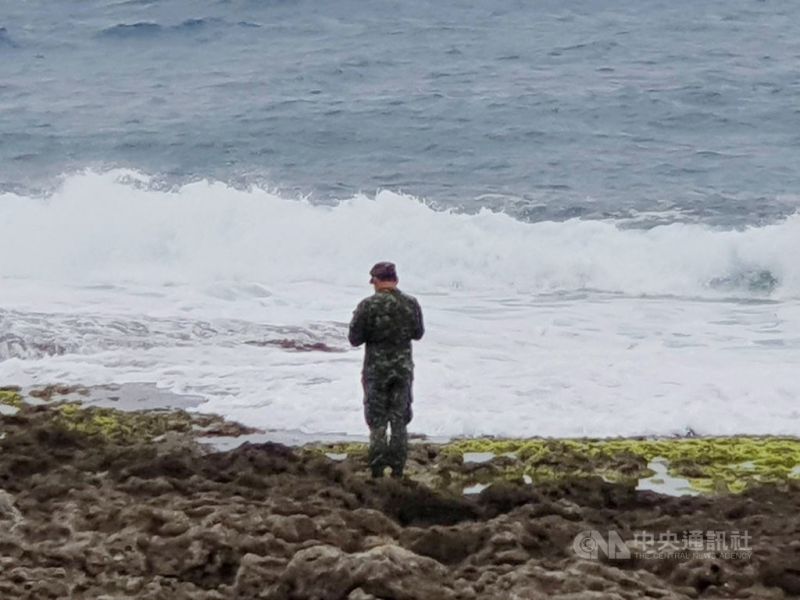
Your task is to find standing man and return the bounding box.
[349,262,424,479]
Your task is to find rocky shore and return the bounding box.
[1,387,799,599]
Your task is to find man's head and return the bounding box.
[369,261,398,291]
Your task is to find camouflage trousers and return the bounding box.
[362,374,413,476]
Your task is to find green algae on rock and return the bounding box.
[51,401,256,444]
[55,402,196,442]
[443,437,800,494]
[310,436,800,495]
[306,442,369,458]
[0,389,23,408]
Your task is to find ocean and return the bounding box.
[1,0,799,438]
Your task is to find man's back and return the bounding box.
[348,289,424,380]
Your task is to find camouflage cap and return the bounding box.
[369,261,398,282]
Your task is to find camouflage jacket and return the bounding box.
[348,289,424,380]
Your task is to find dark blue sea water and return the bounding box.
[2,0,799,224]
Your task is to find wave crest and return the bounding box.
[1,170,798,298]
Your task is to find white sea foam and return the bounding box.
[1,170,800,438]
[1,170,799,297]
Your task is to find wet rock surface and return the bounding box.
[0,403,798,599]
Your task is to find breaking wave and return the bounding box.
[0,170,798,298]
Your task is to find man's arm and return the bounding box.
[348,300,368,346]
[412,298,424,341]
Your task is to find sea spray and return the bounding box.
[1,170,798,298]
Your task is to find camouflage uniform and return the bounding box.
[349,278,424,478]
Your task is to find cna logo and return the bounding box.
[572,529,631,560]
